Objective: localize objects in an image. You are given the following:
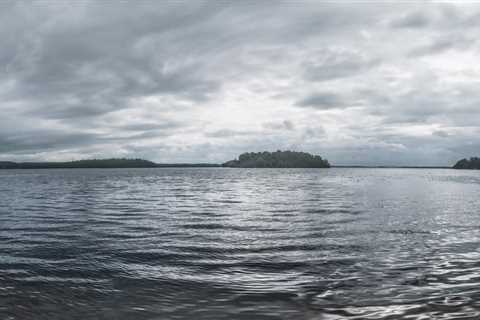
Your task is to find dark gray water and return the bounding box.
[1,168,480,319]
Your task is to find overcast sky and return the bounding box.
[1,1,479,165]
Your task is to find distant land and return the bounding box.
[453,157,480,170]
[0,159,220,169]
[332,165,451,169]
[0,151,331,169]
[222,151,330,168]
[0,153,476,170]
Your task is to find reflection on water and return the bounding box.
[1,168,480,319]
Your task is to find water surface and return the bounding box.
[1,168,480,319]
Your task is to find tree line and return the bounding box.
[453,157,480,170]
[222,150,330,168]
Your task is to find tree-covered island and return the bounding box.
[453,157,480,170]
[222,150,330,168]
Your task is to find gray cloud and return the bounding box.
[387,5,479,30]
[117,121,182,132]
[389,11,432,29]
[0,129,98,155]
[432,130,449,138]
[205,129,255,139]
[296,93,351,110]
[408,35,473,57]
[1,1,480,165]
[303,48,380,82]
[263,120,295,131]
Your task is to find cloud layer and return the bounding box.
[1,1,479,165]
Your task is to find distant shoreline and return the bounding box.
[0,164,455,170]
[0,166,221,170]
[0,155,471,170]
[331,165,452,169]
[0,159,220,170]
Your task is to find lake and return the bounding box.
[1,168,480,319]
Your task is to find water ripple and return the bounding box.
[1,168,480,319]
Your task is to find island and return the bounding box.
[222,150,330,168]
[453,157,480,170]
[0,158,220,169]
